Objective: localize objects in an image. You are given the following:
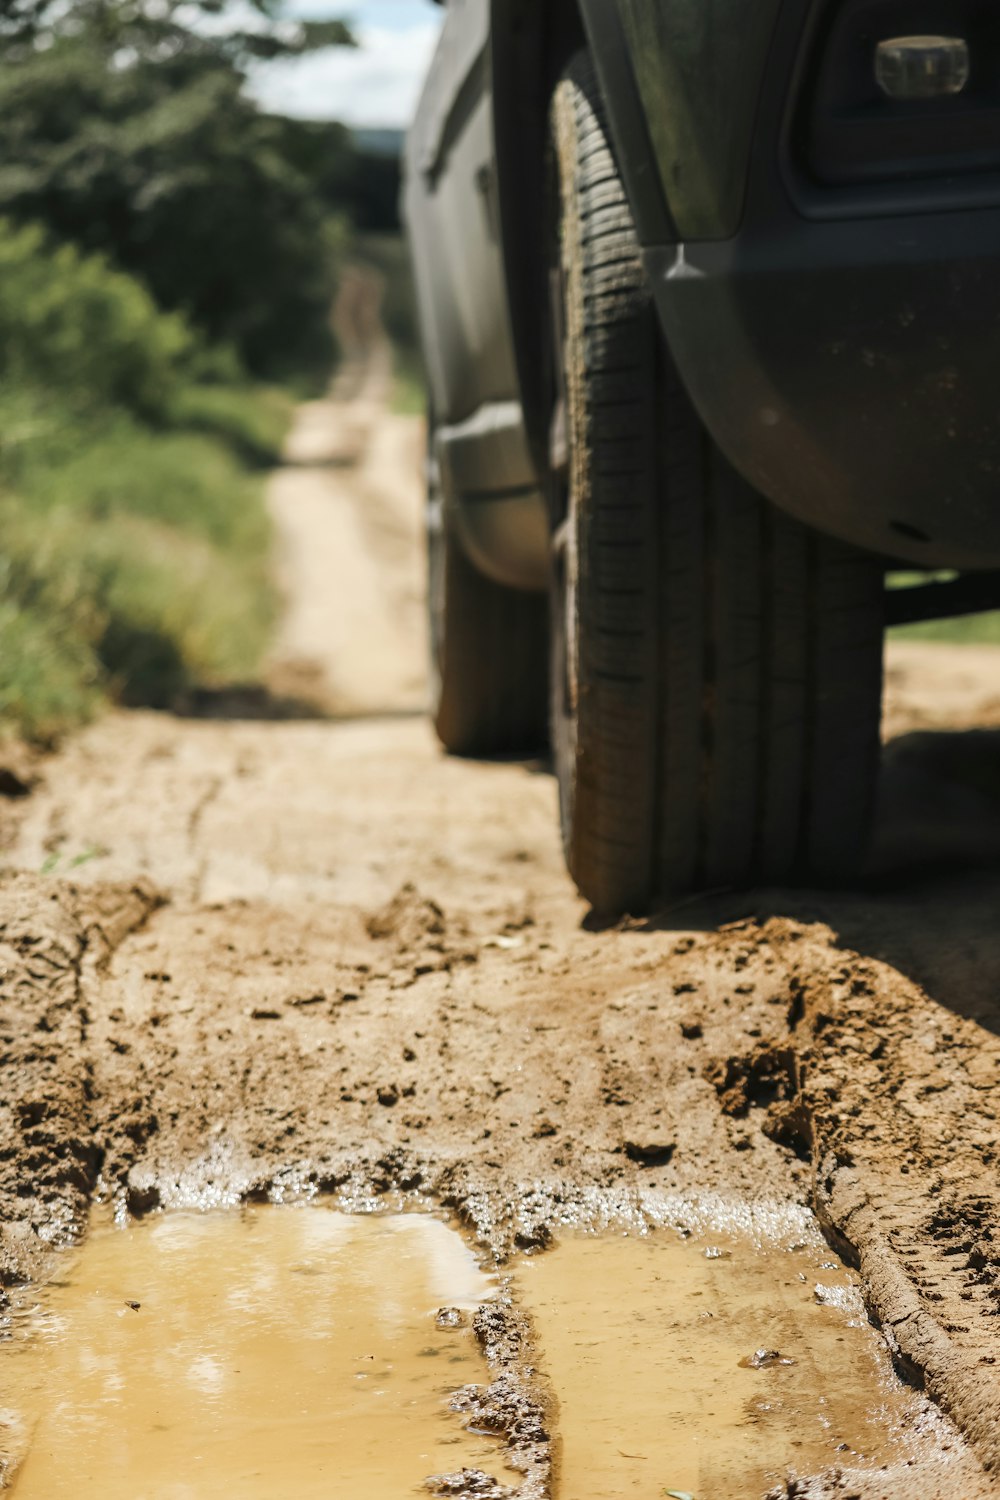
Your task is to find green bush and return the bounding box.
[0,219,193,419]
[0,217,293,447]
[165,382,292,469]
[0,448,276,737]
[0,220,283,741]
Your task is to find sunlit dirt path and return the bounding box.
[265,334,428,719]
[2,358,1000,1497]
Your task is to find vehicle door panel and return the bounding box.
[404,0,520,428]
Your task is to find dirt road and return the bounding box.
[3,362,1000,1497]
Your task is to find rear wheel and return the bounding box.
[427,443,548,757]
[548,53,885,914]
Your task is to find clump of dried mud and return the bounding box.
[429,1300,552,1500]
[0,876,160,1284]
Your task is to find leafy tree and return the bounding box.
[0,0,355,57]
[0,0,357,379]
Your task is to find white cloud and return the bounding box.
[249,17,442,128]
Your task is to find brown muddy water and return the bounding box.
[1,1207,506,1497]
[0,1207,965,1499]
[517,1229,960,1499]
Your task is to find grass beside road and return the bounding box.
[891,617,1000,645]
[0,221,288,743]
[0,399,285,741]
[887,572,1000,646]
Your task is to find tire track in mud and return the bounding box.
[698,918,1000,1474]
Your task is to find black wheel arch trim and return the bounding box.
[490,0,674,481]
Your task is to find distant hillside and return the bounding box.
[353,128,405,158]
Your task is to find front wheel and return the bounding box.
[548,53,885,914]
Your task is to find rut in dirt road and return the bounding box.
[3,368,1000,1498]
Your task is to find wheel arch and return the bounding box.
[490,0,673,476]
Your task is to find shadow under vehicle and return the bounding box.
[404,0,1000,914]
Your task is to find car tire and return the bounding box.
[548,52,885,914]
[427,444,549,757]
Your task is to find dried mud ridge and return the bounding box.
[0,877,160,1284]
[1,868,999,1496]
[698,920,1000,1474]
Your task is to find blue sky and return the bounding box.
[250,2,444,129]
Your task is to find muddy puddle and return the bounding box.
[517,1228,959,1499]
[1,1207,507,1497]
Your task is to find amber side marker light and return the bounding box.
[875,35,971,100]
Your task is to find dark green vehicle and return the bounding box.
[404,1,1000,914]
